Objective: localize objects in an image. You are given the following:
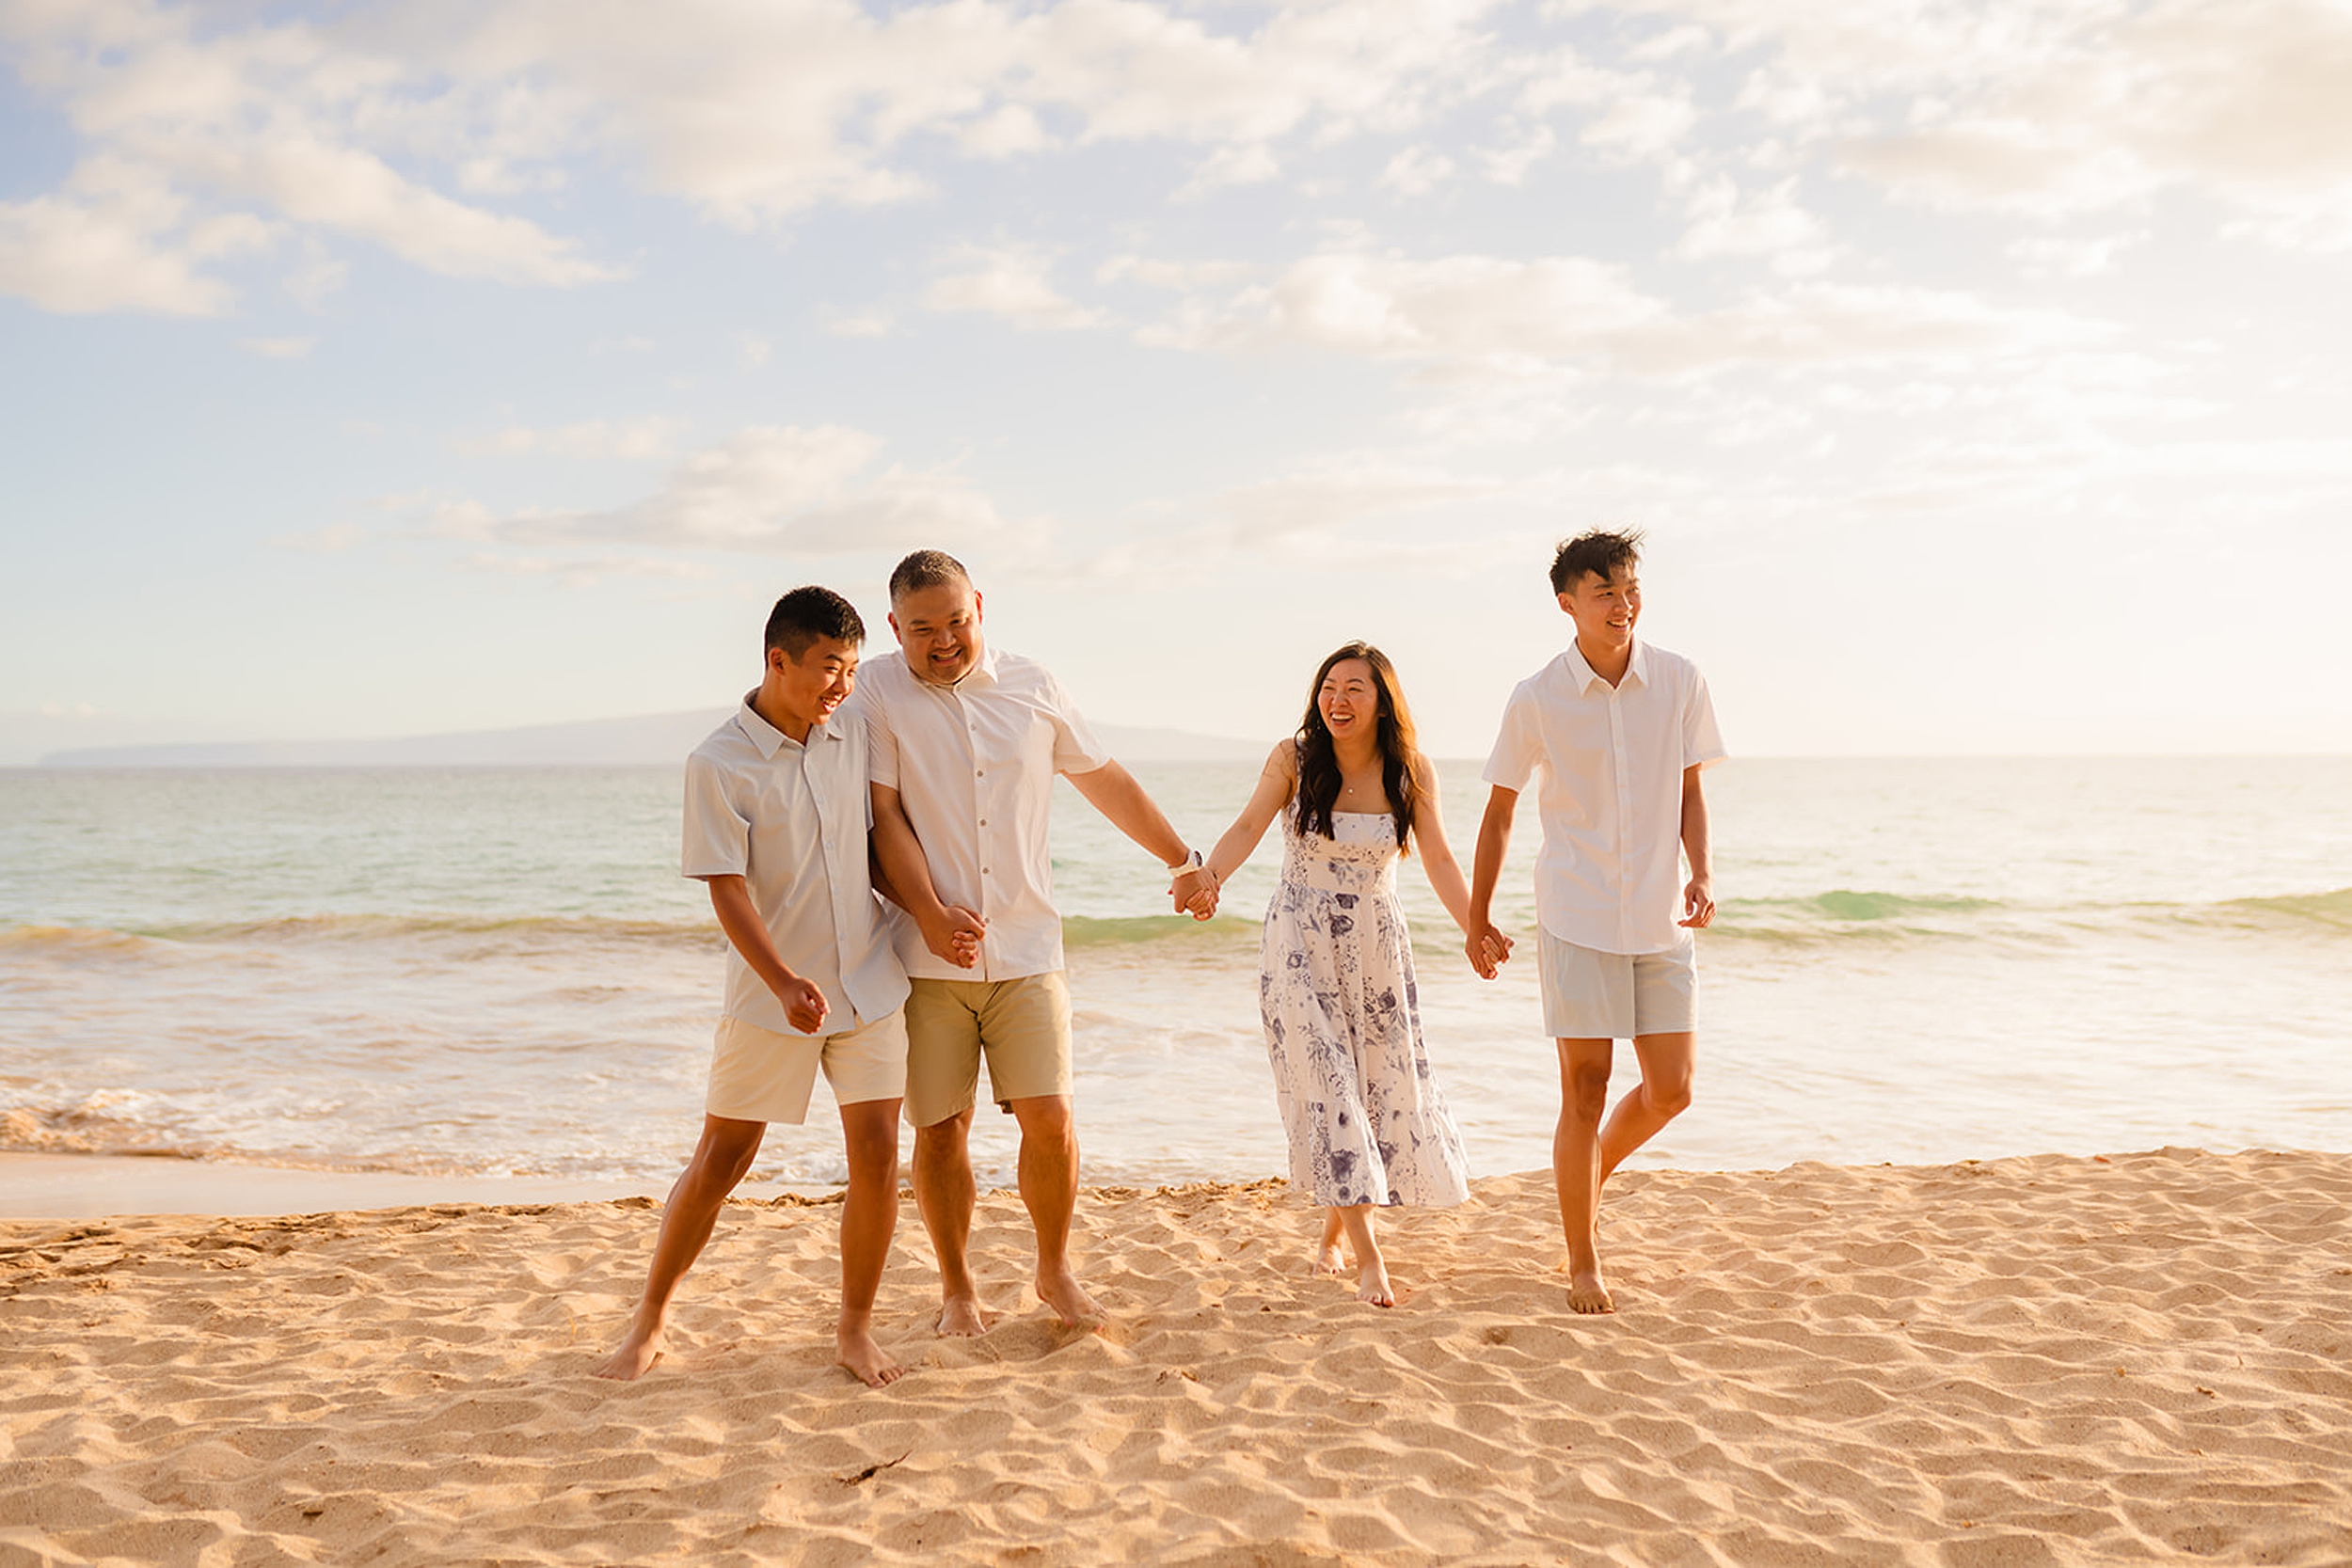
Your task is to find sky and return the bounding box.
[5,0,2350,765]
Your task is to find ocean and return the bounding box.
[2,757,2347,1193]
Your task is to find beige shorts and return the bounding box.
[1538,930,1697,1040]
[705,1010,908,1126]
[902,973,1073,1128]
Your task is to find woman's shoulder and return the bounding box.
[1263,737,1301,777]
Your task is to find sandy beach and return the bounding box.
[4,1148,2348,1565]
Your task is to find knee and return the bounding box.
[914,1114,970,1157]
[1012,1097,1074,1144]
[1565,1067,1612,1124]
[1645,1073,1693,1119]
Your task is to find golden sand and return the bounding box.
[4,1148,2349,1565]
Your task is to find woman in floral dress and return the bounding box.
[1190,642,1507,1305]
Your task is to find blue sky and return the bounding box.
[6,0,2350,763]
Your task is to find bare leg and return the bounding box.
[835,1099,906,1386]
[912,1108,988,1336]
[1553,1038,1614,1314]
[1009,1094,1103,1326]
[594,1115,766,1379]
[1598,1032,1695,1185]
[1330,1204,1391,1306]
[1314,1208,1347,1275]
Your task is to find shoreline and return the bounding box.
[6,1148,2349,1564]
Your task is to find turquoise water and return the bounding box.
[2,758,2348,1190]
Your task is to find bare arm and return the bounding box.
[1406,753,1479,934]
[868,783,983,968]
[1678,764,1715,929]
[1202,744,1296,884]
[1465,784,1519,978]
[703,874,828,1033]
[1064,758,1214,909]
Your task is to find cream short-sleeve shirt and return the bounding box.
[858,645,1112,982]
[1484,639,1727,956]
[680,696,910,1035]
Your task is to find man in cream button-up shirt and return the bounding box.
[596,587,913,1390]
[1469,530,1727,1320]
[863,549,1212,1337]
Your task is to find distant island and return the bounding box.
[37,711,1264,768]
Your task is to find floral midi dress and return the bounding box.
[1259,806,1471,1209]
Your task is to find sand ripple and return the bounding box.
[3,1149,2350,1564]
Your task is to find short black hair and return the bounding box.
[764,585,865,658]
[888,548,972,604]
[1549,529,1644,594]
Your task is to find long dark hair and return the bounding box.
[1294,641,1419,855]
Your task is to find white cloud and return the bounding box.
[921,245,1105,330]
[1175,142,1282,199]
[1379,145,1456,198]
[2006,231,2144,278]
[1674,173,1834,274]
[0,160,240,316]
[826,308,898,338]
[241,335,315,358]
[0,0,613,315]
[450,424,1029,559]
[958,103,1051,157]
[1152,249,2107,380]
[1478,124,1556,186]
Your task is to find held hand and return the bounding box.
[922,905,988,969]
[779,975,829,1034]
[1172,866,1217,920]
[1679,878,1716,929]
[1466,922,1512,980]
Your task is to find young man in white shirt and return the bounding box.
[595,587,914,1387]
[862,549,1213,1335]
[1467,531,1728,1314]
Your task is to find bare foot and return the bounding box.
[935,1294,992,1338]
[1357,1258,1395,1308]
[836,1325,906,1388]
[1313,1242,1347,1276]
[1567,1268,1615,1315]
[592,1323,664,1382]
[1036,1265,1105,1328]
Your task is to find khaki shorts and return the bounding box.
[902,973,1073,1128]
[1538,929,1697,1040]
[705,1010,908,1126]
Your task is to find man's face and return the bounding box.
[889,579,983,686]
[1558,566,1641,650]
[767,636,860,727]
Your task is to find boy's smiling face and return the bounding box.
[1558,566,1641,656]
[765,635,860,732]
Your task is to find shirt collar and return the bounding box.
[1563,637,1647,694]
[733,692,839,757]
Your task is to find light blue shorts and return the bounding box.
[1537,929,1697,1040]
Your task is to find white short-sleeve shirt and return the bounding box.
[680,695,910,1036]
[859,644,1112,982]
[1483,639,1728,956]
